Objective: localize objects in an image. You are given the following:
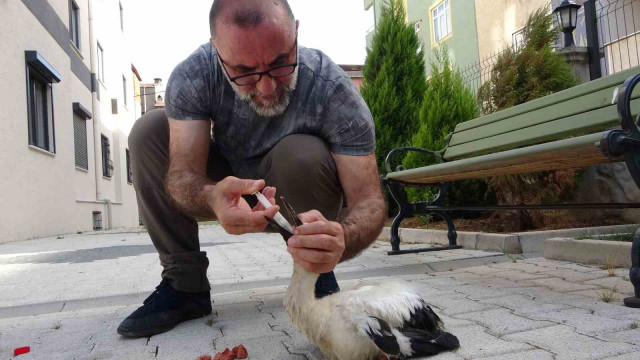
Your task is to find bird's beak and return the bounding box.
[263,195,303,244]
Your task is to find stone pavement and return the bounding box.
[0,225,639,359]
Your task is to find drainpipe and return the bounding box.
[88,0,109,228]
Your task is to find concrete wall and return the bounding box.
[0,0,139,243]
[474,0,550,60]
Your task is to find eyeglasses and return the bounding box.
[218,39,298,86]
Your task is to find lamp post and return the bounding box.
[553,0,582,48]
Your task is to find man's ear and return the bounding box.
[295,20,299,32]
[209,37,216,49]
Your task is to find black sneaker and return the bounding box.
[117,279,212,337]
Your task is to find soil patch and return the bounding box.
[385,211,628,234]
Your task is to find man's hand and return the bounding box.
[211,177,279,235]
[287,210,345,273]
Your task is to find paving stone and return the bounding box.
[473,349,555,360]
[451,284,511,300]
[428,294,498,316]
[504,325,638,359]
[529,277,601,292]
[599,328,640,345]
[455,308,556,336]
[568,289,627,304]
[603,351,640,359]
[445,324,533,358]
[583,276,635,296]
[544,268,610,283]
[527,307,638,336]
[491,271,550,281]
[481,294,572,315]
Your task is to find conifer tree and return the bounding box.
[361,0,427,173]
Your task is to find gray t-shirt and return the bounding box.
[165,43,375,179]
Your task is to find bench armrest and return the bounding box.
[384,146,445,174]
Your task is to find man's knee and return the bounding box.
[128,109,168,155]
[269,134,334,174]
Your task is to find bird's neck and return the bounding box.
[285,263,320,315]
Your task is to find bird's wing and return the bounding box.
[337,280,459,358]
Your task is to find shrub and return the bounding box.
[403,46,489,209]
[361,0,427,174]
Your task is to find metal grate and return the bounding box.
[93,211,102,230]
[101,135,112,177]
[73,113,88,170]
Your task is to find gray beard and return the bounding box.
[219,56,299,118]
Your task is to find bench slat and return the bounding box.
[449,84,639,147]
[443,97,640,160]
[454,66,640,133]
[387,132,616,184]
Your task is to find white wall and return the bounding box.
[0,0,139,243]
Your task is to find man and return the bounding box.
[117,0,386,337]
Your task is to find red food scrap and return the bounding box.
[232,345,248,359]
[14,347,31,356]
[196,356,212,360]
[213,348,234,360]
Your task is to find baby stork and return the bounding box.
[256,193,460,360]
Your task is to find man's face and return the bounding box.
[213,18,299,117]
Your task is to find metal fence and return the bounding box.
[597,0,640,76]
[460,0,640,93]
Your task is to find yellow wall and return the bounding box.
[474,0,549,59]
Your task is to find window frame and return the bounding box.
[69,0,80,50]
[126,149,132,184]
[101,134,113,178]
[97,42,105,84]
[429,0,452,46]
[119,2,124,32]
[73,102,92,171]
[25,51,60,154]
[122,75,127,107]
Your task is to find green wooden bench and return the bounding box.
[383,66,640,256]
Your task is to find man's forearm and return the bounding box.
[165,171,217,218]
[339,197,387,261]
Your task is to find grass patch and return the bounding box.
[597,286,618,303]
[205,316,215,327]
[575,226,639,242]
[601,254,618,277]
[500,246,523,263]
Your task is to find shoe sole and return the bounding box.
[117,307,212,338]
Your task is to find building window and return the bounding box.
[126,149,132,183]
[25,51,61,154]
[122,75,127,106]
[119,2,124,31]
[512,27,525,50]
[414,19,422,33]
[97,42,104,83]
[101,135,113,178]
[73,103,91,170]
[70,0,80,49]
[432,0,451,44]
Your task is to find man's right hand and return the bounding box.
[211,177,280,235]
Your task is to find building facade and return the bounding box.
[364,0,481,77]
[0,0,140,243]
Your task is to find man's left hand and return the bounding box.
[287,210,345,274]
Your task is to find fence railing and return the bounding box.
[597,0,640,76]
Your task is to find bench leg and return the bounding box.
[624,228,640,308]
[389,211,404,253]
[385,180,462,255]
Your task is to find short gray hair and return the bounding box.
[209,0,296,39]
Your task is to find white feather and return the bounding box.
[284,264,437,360]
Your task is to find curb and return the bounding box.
[544,238,632,268]
[378,224,638,254]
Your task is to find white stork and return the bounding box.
[256,193,460,360]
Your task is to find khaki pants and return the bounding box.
[128,109,342,295]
